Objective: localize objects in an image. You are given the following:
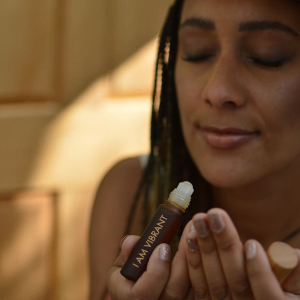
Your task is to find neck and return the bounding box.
[211,171,300,249]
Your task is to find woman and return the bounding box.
[89,0,300,299]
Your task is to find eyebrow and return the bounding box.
[180,17,215,30]
[240,21,299,37]
[180,17,299,37]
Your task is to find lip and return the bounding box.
[201,126,257,149]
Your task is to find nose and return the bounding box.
[201,56,246,109]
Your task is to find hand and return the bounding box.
[185,208,300,300]
[107,223,193,300]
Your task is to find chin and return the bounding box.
[197,163,256,189]
[202,173,243,188]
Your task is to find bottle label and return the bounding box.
[133,215,167,268]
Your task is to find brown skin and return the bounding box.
[177,0,300,189]
[176,0,300,247]
[90,0,300,299]
[88,157,144,300]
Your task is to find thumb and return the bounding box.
[281,249,300,295]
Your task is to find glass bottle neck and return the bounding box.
[165,200,185,213]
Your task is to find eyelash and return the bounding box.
[181,54,212,62]
[182,54,286,68]
[251,57,285,68]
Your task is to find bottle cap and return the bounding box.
[267,241,298,283]
[168,181,194,209]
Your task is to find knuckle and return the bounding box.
[130,289,151,300]
[188,257,202,269]
[209,284,228,299]
[217,239,239,254]
[160,289,182,300]
[229,278,252,299]
[150,269,169,283]
[200,242,216,255]
[151,271,164,281]
[193,286,210,300]
[247,265,267,280]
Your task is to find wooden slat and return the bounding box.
[0,189,58,300]
[0,0,63,103]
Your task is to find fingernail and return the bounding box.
[120,235,130,249]
[194,217,209,238]
[159,244,171,261]
[208,213,225,234]
[246,241,256,260]
[187,238,198,252]
[189,224,196,232]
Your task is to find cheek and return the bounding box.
[248,72,300,173]
[175,70,193,142]
[175,61,202,122]
[261,76,300,133]
[175,62,205,162]
[279,82,300,125]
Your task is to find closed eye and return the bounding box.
[251,57,286,67]
[181,53,213,62]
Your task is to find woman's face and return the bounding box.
[175,0,300,188]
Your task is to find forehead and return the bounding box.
[180,0,300,28]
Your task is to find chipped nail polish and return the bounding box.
[187,238,198,252]
[189,224,196,232]
[246,241,256,260]
[208,213,225,234]
[159,244,171,261]
[194,217,209,238]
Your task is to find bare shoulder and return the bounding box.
[91,156,144,232]
[88,156,145,300]
[94,156,144,209]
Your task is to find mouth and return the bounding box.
[200,126,258,149]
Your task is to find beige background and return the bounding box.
[0,0,173,299]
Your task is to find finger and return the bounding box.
[160,221,193,300]
[245,240,285,300]
[132,244,171,300]
[206,209,253,300]
[193,212,229,300]
[281,248,300,295]
[186,227,211,300]
[186,288,197,300]
[115,235,140,267]
[107,236,140,299]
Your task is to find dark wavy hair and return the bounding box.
[124,0,211,248]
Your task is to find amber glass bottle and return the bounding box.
[120,181,194,281]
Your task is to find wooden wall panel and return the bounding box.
[0,190,58,300]
[112,0,173,67]
[0,0,61,102]
[0,0,174,103]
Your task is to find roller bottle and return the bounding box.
[120,181,194,281]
